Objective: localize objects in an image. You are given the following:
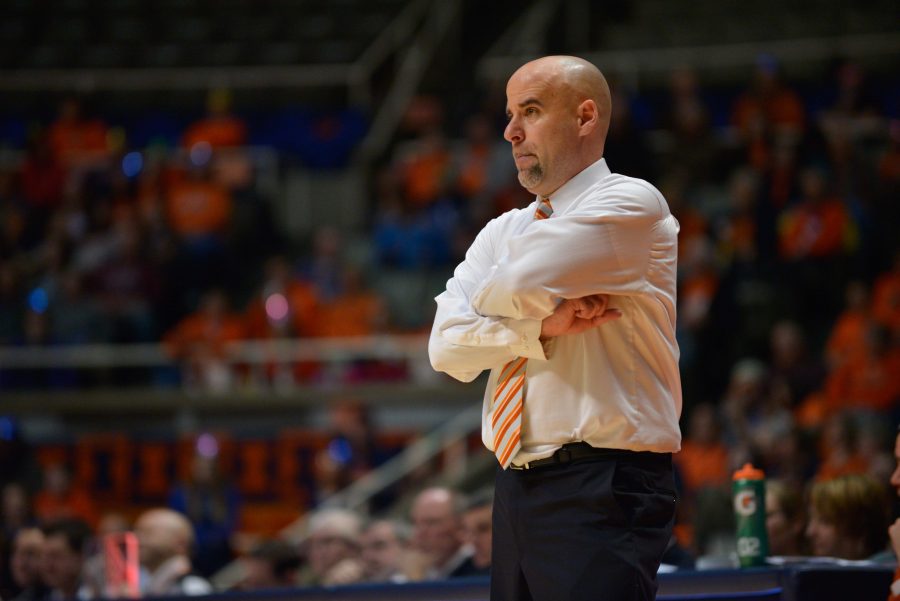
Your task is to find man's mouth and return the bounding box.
[514,153,537,168]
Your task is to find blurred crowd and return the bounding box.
[1,57,898,397]
[1,437,898,599]
[0,477,495,599]
[0,53,899,597]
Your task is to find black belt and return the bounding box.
[509,442,630,470]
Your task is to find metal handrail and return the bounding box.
[0,334,430,368]
[479,32,900,82]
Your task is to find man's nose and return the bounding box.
[504,118,522,143]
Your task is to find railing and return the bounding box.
[0,334,480,407]
[478,32,900,85]
[0,1,431,116]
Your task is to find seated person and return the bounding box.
[805,474,890,560]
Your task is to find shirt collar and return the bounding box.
[541,157,611,214]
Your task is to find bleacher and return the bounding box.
[0,0,408,70]
[0,1,899,599]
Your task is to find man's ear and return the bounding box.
[577,100,598,134]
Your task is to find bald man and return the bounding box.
[134,508,212,596]
[429,55,681,600]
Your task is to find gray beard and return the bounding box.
[518,163,543,190]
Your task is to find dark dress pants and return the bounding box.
[491,450,676,601]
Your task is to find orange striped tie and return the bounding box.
[491,197,553,468]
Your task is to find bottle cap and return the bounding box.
[732,463,765,481]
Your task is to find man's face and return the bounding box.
[461,505,492,569]
[411,495,461,565]
[240,557,277,590]
[307,530,355,578]
[40,534,82,592]
[805,509,839,557]
[504,67,581,198]
[134,515,176,570]
[11,528,44,588]
[360,522,404,580]
[890,433,900,495]
[765,491,799,557]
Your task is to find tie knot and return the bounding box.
[534,197,553,220]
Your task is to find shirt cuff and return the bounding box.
[892,568,900,597]
[507,319,546,360]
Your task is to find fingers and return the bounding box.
[592,308,622,326]
[546,295,620,338]
[573,294,609,319]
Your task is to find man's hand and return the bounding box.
[540,294,622,339]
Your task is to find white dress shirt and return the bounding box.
[429,158,682,465]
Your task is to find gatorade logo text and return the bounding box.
[734,489,757,517]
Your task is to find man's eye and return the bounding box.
[525,107,537,116]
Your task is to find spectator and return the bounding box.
[244,255,318,340]
[692,487,737,569]
[88,219,158,342]
[46,97,110,172]
[19,132,66,243]
[452,113,510,205]
[815,411,870,482]
[824,323,900,415]
[872,250,900,334]
[34,463,97,528]
[409,487,473,579]
[309,265,385,339]
[663,71,717,186]
[40,519,93,601]
[134,508,213,596]
[719,358,769,459]
[182,88,247,150]
[359,519,419,583]
[2,483,33,544]
[778,167,854,262]
[0,262,23,345]
[297,226,344,302]
[164,163,233,292]
[459,491,492,577]
[826,280,872,369]
[238,539,301,591]
[312,402,383,503]
[300,508,364,587]
[167,446,240,577]
[9,527,48,601]
[163,289,246,392]
[768,320,826,409]
[673,403,731,498]
[732,54,805,145]
[395,128,452,209]
[765,480,807,557]
[806,474,890,560]
[885,430,900,600]
[674,403,731,500]
[49,271,107,345]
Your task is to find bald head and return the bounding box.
[512,56,611,119]
[504,55,612,197]
[135,508,195,570]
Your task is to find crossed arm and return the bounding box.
[429,198,648,380]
